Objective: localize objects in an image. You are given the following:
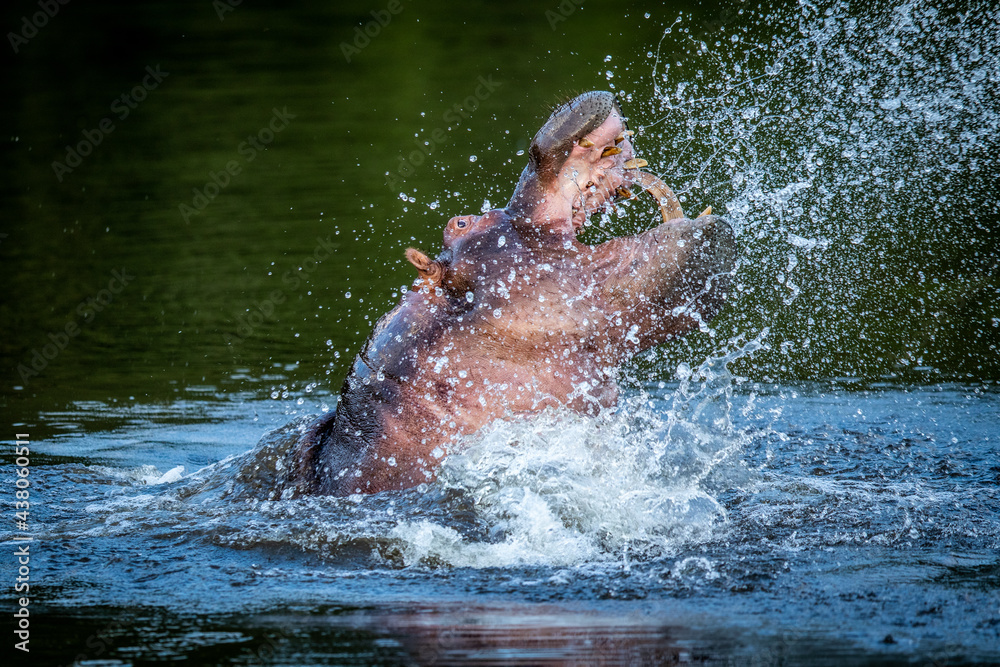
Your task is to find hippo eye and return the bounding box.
[456,219,468,229]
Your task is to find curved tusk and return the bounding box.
[630,170,685,223]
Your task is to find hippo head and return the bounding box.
[509,90,668,235]
[402,91,692,305]
[404,209,512,305]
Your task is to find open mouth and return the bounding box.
[578,160,687,228]
[625,167,686,223]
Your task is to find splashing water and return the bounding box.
[69,0,999,575]
[87,347,749,571]
[391,390,745,568]
[648,0,998,222]
[623,0,999,381]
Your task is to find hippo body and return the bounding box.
[291,211,734,495]
[281,91,737,496]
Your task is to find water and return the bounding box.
[15,380,1000,663]
[620,0,1000,382]
[3,0,999,663]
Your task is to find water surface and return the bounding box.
[19,380,1000,664]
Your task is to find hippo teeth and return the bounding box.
[614,130,634,144]
[578,137,595,148]
[601,146,623,158]
[624,158,648,170]
[631,170,685,223]
[615,186,634,199]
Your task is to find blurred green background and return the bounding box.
[2,0,997,423]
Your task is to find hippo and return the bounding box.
[280,91,736,496]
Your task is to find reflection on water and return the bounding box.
[27,603,862,666]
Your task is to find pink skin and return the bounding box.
[509,112,636,237]
[284,95,736,496]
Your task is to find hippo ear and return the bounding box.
[405,248,444,285]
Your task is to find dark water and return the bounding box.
[3,0,999,664]
[14,381,1000,664]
